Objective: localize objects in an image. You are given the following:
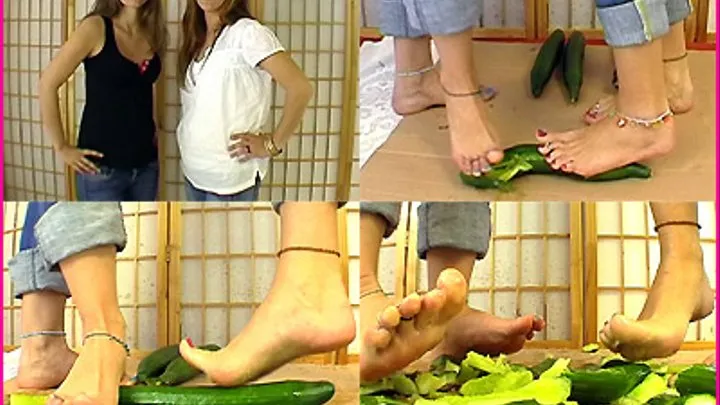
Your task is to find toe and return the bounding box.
[485,149,504,165]
[396,293,422,319]
[456,155,473,176]
[470,158,486,177]
[364,327,393,349]
[413,289,445,330]
[377,305,402,330]
[46,394,64,405]
[179,338,219,376]
[435,268,468,321]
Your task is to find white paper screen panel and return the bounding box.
[4,1,68,200]
[548,0,601,30]
[176,202,357,355]
[360,0,528,29]
[595,202,716,343]
[708,0,716,33]
[3,202,161,350]
[162,0,350,201]
[406,202,574,343]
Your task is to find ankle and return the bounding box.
[360,272,382,296]
[21,335,68,353]
[81,313,126,338]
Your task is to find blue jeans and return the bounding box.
[76,161,159,201]
[184,174,261,202]
[596,0,692,47]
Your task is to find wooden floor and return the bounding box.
[4,353,359,405]
[361,42,716,201]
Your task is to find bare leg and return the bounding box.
[585,22,693,124]
[600,202,714,360]
[359,213,467,382]
[425,248,545,361]
[16,291,77,389]
[179,203,356,386]
[432,29,504,176]
[392,37,445,116]
[49,245,127,405]
[537,39,675,177]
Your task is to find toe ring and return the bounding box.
[51,393,65,401]
[400,316,414,321]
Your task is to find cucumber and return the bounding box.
[565,363,651,404]
[153,344,222,386]
[530,29,566,97]
[648,394,684,405]
[529,358,556,379]
[674,365,716,396]
[135,344,181,384]
[562,31,586,103]
[118,381,335,405]
[683,394,717,405]
[459,144,652,190]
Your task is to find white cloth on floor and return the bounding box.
[359,37,439,168]
[3,348,21,382]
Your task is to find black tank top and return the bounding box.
[78,16,161,169]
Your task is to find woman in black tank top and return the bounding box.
[38,0,167,201]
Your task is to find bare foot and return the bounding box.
[392,68,446,116]
[445,94,504,176]
[600,254,715,361]
[535,114,675,178]
[179,254,356,386]
[16,337,77,389]
[49,327,127,405]
[584,59,693,125]
[360,268,467,382]
[428,308,546,361]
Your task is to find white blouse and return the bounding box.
[177,18,284,195]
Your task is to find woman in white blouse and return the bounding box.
[177,0,312,201]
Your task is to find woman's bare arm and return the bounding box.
[38,16,103,152]
[259,52,313,148]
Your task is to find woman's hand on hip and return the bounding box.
[228,133,271,160]
[58,145,103,174]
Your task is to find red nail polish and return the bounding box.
[537,129,547,137]
[561,164,567,171]
[186,337,195,348]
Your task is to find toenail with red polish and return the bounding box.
[186,337,195,348]
[537,129,547,137]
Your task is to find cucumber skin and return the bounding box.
[156,344,222,386]
[531,29,566,97]
[565,363,652,404]
[674,365,716,396]
[459,144,652,189]
[563,31,586,103]
[119,381,335,405]
[135,344,181,383]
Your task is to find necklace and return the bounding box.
[189,26,225,87]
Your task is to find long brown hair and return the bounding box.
[87,0,167,55]
[178,0,255,86]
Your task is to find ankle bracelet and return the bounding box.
[83,332,130,356]
[396,63,438,78]
[612,108,673,129]
[276,246,341,258]
[20,331,66,339]
[441,82,497,101]
[360,288,385,299]
[663,53,688,63]
[654,221,701,233]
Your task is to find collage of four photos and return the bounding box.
[2,0,718,404]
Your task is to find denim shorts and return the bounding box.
[597,0,693,47]
[379,0,481,38]
[9,202,127,298]
[76,161,159,201]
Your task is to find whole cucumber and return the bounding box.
[155,344,222,386]
[530,29,566,97]
[563,31,586,103]
[135,344,181,384]
[118,381,335,405]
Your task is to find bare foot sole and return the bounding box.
[584,59,694,125]
[179,255,356,386]
[16,338,77,390]
[360,268,468,382]
[392,68,446,116]
[536,113,675,178]
[428,309,546,361]
[48,337,127,405]
[600,255,714,361]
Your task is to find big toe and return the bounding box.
[179,339,217,375]
[436,268,468,320]
[486,149,504,165]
